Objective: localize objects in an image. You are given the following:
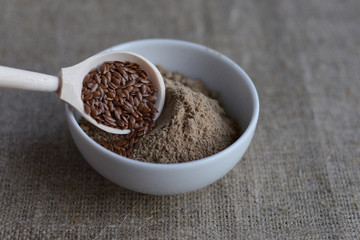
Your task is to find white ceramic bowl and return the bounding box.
[65,39,259,195]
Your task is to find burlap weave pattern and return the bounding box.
[0,0,359,239]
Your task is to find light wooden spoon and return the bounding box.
[0,51,165,134]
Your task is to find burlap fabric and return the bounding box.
[0,0,359,239]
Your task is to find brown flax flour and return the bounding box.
[79,66,240,164]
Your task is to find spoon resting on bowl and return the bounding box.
[0,51,165,134]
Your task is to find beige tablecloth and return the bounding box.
[0,0,359,239]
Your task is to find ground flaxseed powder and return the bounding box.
[79,66,240,164]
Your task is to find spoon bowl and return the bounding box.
[59,51,165,134]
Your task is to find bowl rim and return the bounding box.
[66,38,259,169]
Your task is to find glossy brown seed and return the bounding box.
[140,78,151,84]
[104,115,116,123]
[130,116,136,125]
[107,92,116,99]
[122,104,131,113]
[120,77,126,86]
[126,148,133,157]
[107,101,114,111]
[128,79,135,86]
[103,102,110,110]
[119,97,125,105]
[98,103,104,112]
[129,137,136,145]
[118,67,125,75]
[108,82,117,90]
[98,87,105,95]
[115,88,122,96]
[143,105,151,113]
[137,103,144,111]
[138,120,145,127]
[112,77,121,86]
[94,75,101,84]
[90,108,98,116]
[121,115,128,123]
[105,71,111,80]
[114,109,122,120]
[123,89,130,99]
[83,89,91,96]
[141,85,147,94]
[140,70,148,77]
[112,71,121,78]
[126,86,133,92]
[136,92,143,102]
[134,97,140,107]
[113,144,121,151]
[147,102,154,109]
[122,71,129,80]
[116,120,125,128]
[99,139,108,146]
[132,87,140,92]
[92,91,101,97]
[149,85,158,91]
[84,104,91,114]
[126,68,136,74]
[83,93,93,101]
[83,74,91,84]
[104,110,111,117]
[119,146,126,152]
[148,95,157,103]
[131,73,140,79]
[125,100,133,109]
[128,96,134,106]
[87,82,94,88]
[89,98,96,106]
[90,83,98,92]
[113,101,121,107]
[132,110,139,119]
[100,63,107,74]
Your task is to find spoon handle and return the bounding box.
[0,66,59,92]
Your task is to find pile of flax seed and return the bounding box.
[81,61,158,156]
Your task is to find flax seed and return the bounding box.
[81,60,159,157]
[148,95,157,103]
[123,89,130,99]
[83,93,93,101]
[84,104,91,114]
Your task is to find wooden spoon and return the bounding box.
[0,51,165,134]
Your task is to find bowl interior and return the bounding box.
[106,40,257,132]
